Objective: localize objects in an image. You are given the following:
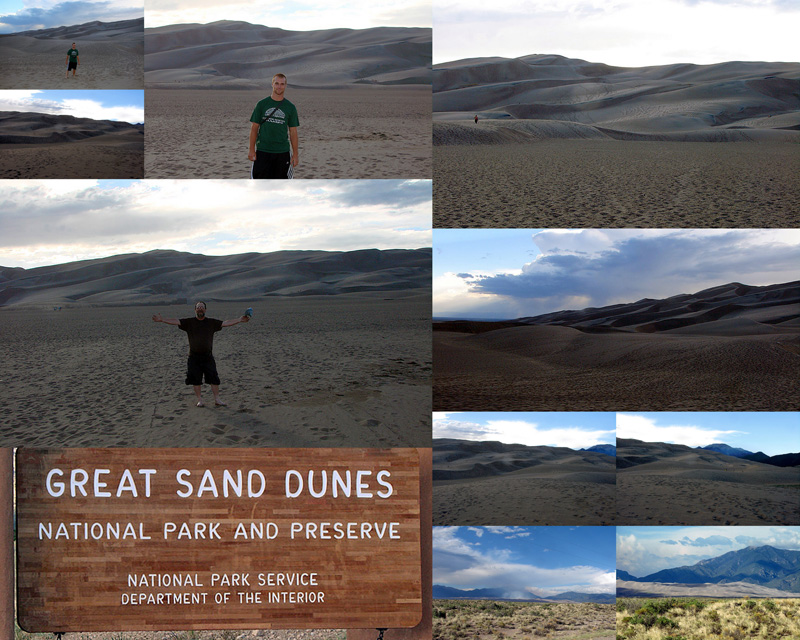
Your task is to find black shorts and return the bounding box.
[68,60,77,70]
[251,150,291,179]
[185,353,220,386]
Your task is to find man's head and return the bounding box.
[72,43,76,48]
[271,73,287,98]
[195,301,207,319]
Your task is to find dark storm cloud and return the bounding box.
[469,232,800,310]
[327,180,432,210]
[0,1,142,33]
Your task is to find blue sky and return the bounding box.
[434,0,800,65]
[0,180,431,268]
[146,0,430,30]
[0,90,143,123]
[433,412,615,448]
[434,526,616,596]
[618,412,800,456]
[433,229,800,320]
[0,0,142,33]
[617,526,800,578]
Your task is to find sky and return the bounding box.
[434,0,800,66]
[434,526,616,597]
[433,229,800,320]
[145,0,430,30]
[0,90,144,123]
[618,412,800,456]
[617,526,800,578]
[433,412,615,448]
[0,0,142,33]
[0,180,432,268]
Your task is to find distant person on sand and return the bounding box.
[474,114,478,123]
[248,73,300,179]
[152,301,250,407]
[66,43,79,77]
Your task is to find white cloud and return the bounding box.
[617,414,741,447]
[0,93,143,123]
[434,416,613,448]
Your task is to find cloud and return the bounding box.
[434,528,614,595]
[617,414,741,448]
[0,1,142,33]
[0,93,143,123]
[679,535,733,547]
[0,180,431,268]
[434,415,614,449]
[326,180,432,210]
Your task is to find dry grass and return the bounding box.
[433,600,615,639]
[615,597,800,639]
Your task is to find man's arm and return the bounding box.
[221,316,250,328]
[289,126,299,167]
[248,122,259,161]
[152,313,180,325]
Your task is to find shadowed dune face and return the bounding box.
[145,20,431,88]
[616,440,800,525]
[0,247,432,307]
[433,54,800,143]
[433,281,800,412]
[432,438,616,525]
[0,111,144,178]
[0,18,144,89]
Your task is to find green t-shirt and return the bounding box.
[250,97,299,153]
[67,48,79,61]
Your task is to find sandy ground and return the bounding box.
[617,582,800,599]
[432,140,800,227]
[144,87,431,178]
[433,326,800,411]
[0,39,144,89]
[0,132,144,178]
[0,295,431,447]
[617,475,800,525]
[434,472,615,525]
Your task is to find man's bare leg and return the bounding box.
[193,385,204,407]
[211,384,226,406]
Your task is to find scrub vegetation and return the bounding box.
[433,600,615,639]
[615,597,800,640]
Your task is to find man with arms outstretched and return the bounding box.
[152,301,249,407]
[248,73,299,178]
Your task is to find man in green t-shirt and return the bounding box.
[248,73,300,179]
[66,43,79,78]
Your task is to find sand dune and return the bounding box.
[433,438,615,525]
[0,18,143,89]
[0,248,431,307]
[432,54,800,227]
[434,55,800,139]
[0,111,143,178]
[433,282,800,412]
[617,439,800,525]
[145,20,430,88]
[617,580,800,599]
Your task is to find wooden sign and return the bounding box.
[16,448,423,632]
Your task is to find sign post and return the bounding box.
[0,449,12,640]
[16,448,423,632]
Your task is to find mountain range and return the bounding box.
[620,545,800,593]
[433,585,615,603]
[1,18,143,40]
[699,443,799,467]
[0,248,431,307]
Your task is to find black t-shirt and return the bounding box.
[179,317,223,355]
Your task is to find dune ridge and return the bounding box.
[145,20,431,88]
[434,54,800,143]
[0,248,432,307]
[433,438,615,525]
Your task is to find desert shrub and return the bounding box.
[763,599,777,612]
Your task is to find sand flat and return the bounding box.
[0,296,431,448]
[433,139,800,228]
[144,87,431,178]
